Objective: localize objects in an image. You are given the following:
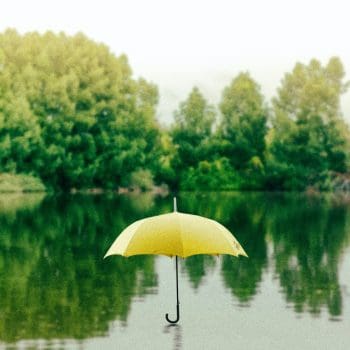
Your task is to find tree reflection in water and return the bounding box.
[180,192,268,303]
[178,192,349,313]
[0,192,349,347]
[0,194,159,344]
[267,193,349,317]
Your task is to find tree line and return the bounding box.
[1,29,349,191]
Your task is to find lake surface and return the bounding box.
[0,192,349,350]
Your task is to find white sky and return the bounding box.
[1,0,350,125]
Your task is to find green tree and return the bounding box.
[152,129,177,187]
[171,87,216,188]
[0,29,160,190]
[267,57,350,190]
[219,72,268,171]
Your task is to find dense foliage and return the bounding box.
[266,58,350,190]
[1,29,349,191]
[219,72,268,189]
[0,29,160,190]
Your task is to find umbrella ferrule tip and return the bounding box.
[173,197,177,212]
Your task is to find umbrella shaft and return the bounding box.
[176,256,179,305]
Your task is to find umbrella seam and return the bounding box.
[211,219,240,256]
[122,219,146,256]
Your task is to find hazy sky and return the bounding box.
[2,0,350,124]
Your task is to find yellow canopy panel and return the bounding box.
[104,212,248,258]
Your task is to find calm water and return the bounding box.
[0,192,349,350]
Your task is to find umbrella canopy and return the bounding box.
[104,198,247,323]
[104,205,247,259]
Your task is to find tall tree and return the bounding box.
[0,29,160,189]
[218,72,267,188]
[171,87,216,187]
[267,57,350,190]
[219,72,267,169]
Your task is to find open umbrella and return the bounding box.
[104,198,247,324]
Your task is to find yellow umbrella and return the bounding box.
[104,198,247,323]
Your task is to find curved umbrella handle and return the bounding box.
[165,303,180,324]
[166,256,180,324]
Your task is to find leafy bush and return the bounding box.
[180,158,241,191]
[127,169,154,191]
[0,173,46,192]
